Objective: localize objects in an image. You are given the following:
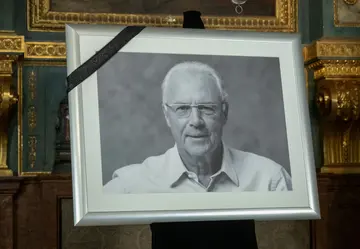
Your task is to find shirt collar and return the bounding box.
[165,143,239,188]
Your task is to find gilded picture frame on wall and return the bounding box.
[65,23,319,226]
[28,0,297,32]
[334,0,360,27]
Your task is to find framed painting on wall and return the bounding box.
[334,0,360,27]
[28,0,297,32]
[65,24,319,226]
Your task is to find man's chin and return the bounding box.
[184,146,210,157]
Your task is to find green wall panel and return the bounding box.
[43,66,68,172]
[308,0,324,43]
[19,64,67,174]
[0,0,15,31]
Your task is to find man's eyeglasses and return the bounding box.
[164,103,221,118]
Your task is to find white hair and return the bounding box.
[161,61,228,104]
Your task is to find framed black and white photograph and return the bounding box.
[65,24,320,226]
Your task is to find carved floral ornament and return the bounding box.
[303,38,360,171]
[306,59,360,123]
[343,0,358,5]
[303,39,360,122]
[315,80,360,122]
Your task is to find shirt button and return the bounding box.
[188,173,196,178]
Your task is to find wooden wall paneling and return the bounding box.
[0,178,20,249]
[312,174,360,249]
[40,176,72,249]
[0,176,72,249]
[2,174,360,249]
[15,178,43,249]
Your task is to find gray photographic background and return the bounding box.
[97,53,290,185]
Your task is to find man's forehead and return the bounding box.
[166,70,218,90]
[164,73,222,104]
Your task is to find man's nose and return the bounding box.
[189,108,204,127]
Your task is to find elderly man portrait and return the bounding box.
[103,61,292,194]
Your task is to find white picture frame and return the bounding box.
[65,23,320,226]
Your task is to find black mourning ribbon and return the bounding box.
[66,26,145,93]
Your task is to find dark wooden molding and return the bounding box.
[0,177,22,249]
[0,173,359,249]
[311,173,360,249]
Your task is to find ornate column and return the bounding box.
[304,38,360,173]
[0,34,24,176]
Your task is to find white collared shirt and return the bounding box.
[103,144,292,194]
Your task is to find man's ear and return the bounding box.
[162,104,171,127]
[222,102,229,124]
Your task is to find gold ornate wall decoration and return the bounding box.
[316,80,360,122]
[27,0,297,33]
[306,38,360,174]
[0,55,19,176]
[315,79,360,173]
[28,106,36,131]
[308,60,360,81]
[303,38,360,63]
[28,136,37,168]
[343,0,358,4]
[28,70,36,101]
[25,42,66,59]
[26,70,38,169]
[0,35,25,53]
[0,59,13,76]
[334,0,360,27]
[24,60,66,67]
[17,61,24,176]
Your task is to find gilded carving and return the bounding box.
[28,106,36,131]
[317,43,360,57]
[21,171,52,176]
[0,60,12,75]
[335,81,360,122]
[0,36,25,53]
[320,125,360,170]
[25,42,66,59]
[303,39,360,63]
[0,55,19,176]
[308,38,360,173]
[317,80,360,122]
[302,42,317,63]
[28,136,37,168]
[24,60,66,67]
[17,62,24,176]
[28,71,36,101]
[27,70,37,170]
[313,78,360,172]
[343,0,358,4]
[0,55,18,76]
[27,0,297,32]
[308,60,360,80]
